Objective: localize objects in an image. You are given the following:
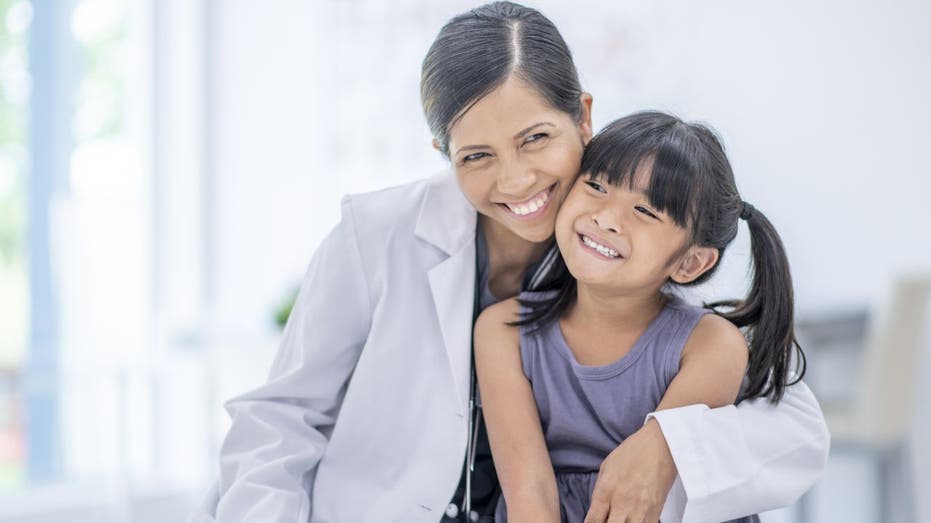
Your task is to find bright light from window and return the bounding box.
[71,0,122,44]
[0,0,31,491]
[4,1,32,35]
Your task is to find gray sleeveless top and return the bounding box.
[495,291,760,523]
[519,290,708,473]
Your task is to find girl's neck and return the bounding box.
[480,215,551,298]
[566,282,667,338]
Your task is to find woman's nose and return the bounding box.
[496,163,536,197]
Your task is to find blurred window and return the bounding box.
[0,0,33,490]
[1,0,152,497]
[59,0,152,486]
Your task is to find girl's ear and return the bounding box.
[578,92,594,145]
[670,245,719,284]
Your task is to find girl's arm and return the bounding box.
[474,298,561,523]
[655,313,750,411]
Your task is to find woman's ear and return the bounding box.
[578,92,594,145]
[432,138,442,152]
[670,246,719,284]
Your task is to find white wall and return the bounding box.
[208,0,931,336]
[202,1,931,519]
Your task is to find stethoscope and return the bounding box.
[459,366,482,520]
[453,238,561,520]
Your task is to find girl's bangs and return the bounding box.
[580,117,700,229]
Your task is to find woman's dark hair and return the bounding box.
[421,1,583,157]
[519,111,805,403]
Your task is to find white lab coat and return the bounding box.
[190,171,830,523]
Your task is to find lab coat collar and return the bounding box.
[414,171,476,256]
[417,171,477,408]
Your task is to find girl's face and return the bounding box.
[555,168,711,293]
[446,76,593,243]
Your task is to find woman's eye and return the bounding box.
[584,180,607,193]
[523,133,548,145]
[462,152,489,163]
[635,206,659,219]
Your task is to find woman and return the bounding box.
[190,3,829,522]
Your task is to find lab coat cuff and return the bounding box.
[645,404,711,522]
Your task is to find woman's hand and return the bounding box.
[583,419,677,523]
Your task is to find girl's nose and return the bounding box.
[496,164,536,197]
[592,212,621,234]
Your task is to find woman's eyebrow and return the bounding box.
[454,122,556,156]
[513,122,554,139]
[455,144,489,156]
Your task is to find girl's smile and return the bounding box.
[577,232,625,260]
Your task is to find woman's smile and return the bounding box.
[497,182,557,221]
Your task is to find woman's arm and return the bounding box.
[474,299,561,523]
[650,380,829,522]
[585,314,830,523]
[188,196,372,523]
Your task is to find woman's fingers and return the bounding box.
[605,508,628,523]
[582,422,673,523]
[583,495,610,523]
[585,484,659,523]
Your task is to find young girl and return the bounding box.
[474,111,805,523]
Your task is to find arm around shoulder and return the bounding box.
[649,314,830,522]
[191,196,374,523]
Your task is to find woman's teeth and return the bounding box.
[505,188,549,216]
[582,235,620,258]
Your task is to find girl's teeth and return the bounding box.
[582,235,619,258]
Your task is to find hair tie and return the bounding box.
[739,201,755,221]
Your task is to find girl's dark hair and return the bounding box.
[421,1,583,157]
[520,111,805,403]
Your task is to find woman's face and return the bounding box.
[446,76,593,243]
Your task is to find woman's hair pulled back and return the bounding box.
[421,1,582,156]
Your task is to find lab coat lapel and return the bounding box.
[416,172,477,409]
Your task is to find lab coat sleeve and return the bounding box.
[649,380,830,523]
[188,196,373,523]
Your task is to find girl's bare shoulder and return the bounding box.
[474,298,522,347]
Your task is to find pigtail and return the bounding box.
[510,249,577,332]
[708,205,806,403]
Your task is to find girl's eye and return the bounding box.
[523,133,548,145]
[584,180,607,193]
[635,205,659,219]
[462,152,489,163]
